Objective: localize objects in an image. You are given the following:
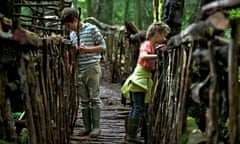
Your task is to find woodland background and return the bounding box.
[0,0,240,144]
[18,0,240,38]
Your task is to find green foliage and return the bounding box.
[13,112,22,119]
[182,0,199,30]
[74,0,152,29]
[76,0,135,25]
[74,0,87,20]
[20,7,32,25]
[19,128,28,144]
[224,8,240,39]
[222,8,240,41]
[239,67,240,82]
[228,8,240,19]
[224,28,231,39]
[113,0,135,25]
[181,117,198,144]
[181,117,207,144]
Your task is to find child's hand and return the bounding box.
[156,44,167,52]
[76,44,87,52]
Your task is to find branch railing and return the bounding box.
[148,1,240,143]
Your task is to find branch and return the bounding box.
[0,13,12,27]
[84,17,124,31]
[129,31,146,43]
[167,11,229,49]
[13,13,61,22]
[0,13,42,48]
[202,0,240,14]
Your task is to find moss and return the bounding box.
[19,128,28,144]
[181,116,197,143]
[181,116,207,144]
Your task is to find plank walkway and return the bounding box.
[70,82,131,144]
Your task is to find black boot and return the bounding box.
[126,118,144,144]
[124,116,128,139]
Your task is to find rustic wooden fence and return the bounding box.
[1,0,240,144]
[0,28,79,144]
[0,1,80,143]
[147,1,240,144]
[0,0,125,143]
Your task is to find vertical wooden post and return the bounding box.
[207,40,219,144]
[228,18,240,144]
[0,71,18,142]
[18,57,37,144]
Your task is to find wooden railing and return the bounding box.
[148,1,240,144]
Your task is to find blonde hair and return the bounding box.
[146,22,170,40]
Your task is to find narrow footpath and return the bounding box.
[70,63,131,144]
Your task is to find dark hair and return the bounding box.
[60,7,79,23]
[146,22,170,40]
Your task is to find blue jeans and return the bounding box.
[129,92,145,119]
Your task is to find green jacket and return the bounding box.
[121,64,153,103]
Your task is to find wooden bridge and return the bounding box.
[1,0,240,144]
[70,80,130,144]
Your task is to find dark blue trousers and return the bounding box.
[129,92,145,119]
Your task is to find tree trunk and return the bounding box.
[162,0,184,36]
[135,0,142,29]
[124,0,130,20]
[99,0,113,25]
[142,0,154,29]
[153,0,160,21]
[86,0,94,17]
[228,19,240,144]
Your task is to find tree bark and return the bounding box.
[162,0,184,36]
[228,19,240,144]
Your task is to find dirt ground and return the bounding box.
[100,61,123,106]
[100,80,122,106]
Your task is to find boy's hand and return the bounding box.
[76,45,87,53]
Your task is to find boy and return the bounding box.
[61,7,106,138]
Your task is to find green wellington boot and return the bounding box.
[89,107,101,138]
[125,118,143,144]
[124,116,128,139]
[78,108,91,136]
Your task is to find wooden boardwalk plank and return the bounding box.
[70,83,130,144]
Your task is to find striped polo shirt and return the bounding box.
[70,23,106,71]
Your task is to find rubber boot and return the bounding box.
[126,118,143,144]
[124,116,128,138]
[78,108,91,136]
[89,107,101,138]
